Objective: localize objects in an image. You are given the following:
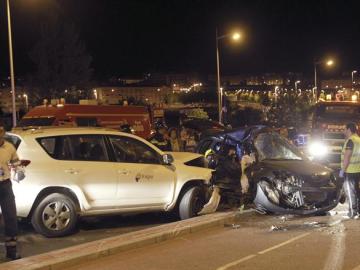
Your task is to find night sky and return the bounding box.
[0,0,359,78]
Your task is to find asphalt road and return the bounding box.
[66,204,360,270]
[0,212,177,262]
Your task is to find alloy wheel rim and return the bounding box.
[42,201,71,231]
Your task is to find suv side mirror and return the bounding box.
[162,154,174,165]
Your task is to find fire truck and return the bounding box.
[309,101,360,168]
[18,104,153,138]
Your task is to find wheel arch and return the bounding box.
[27,186,81,219]
[173,179,206,210]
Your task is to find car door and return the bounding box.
[66,135,118,209]
[108,135,176,207]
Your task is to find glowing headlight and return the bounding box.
[308,142,328,158]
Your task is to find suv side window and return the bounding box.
[68,135,108,161]
[37,136,72,160]
[109,136,161,164]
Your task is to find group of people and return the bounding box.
[148,123,196,152]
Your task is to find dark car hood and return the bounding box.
[259,159,333,177]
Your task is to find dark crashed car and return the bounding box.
[196,125,342,215]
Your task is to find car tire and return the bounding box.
[31,193,78,238]
[179,186,206,220]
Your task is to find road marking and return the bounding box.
[323,219,346,270]
[216,232,311,270]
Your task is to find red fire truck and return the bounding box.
[18,104,153,138]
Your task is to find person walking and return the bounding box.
[340,122,360,219]
[0,126,21,260]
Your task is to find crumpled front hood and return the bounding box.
[260,160,333,178]
[165,151,203,164]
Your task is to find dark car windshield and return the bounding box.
[315,104,360,120]
[254,132,305,161]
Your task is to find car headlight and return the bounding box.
[308,141,328,158]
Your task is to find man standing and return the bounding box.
[0,126,21,260]
[340,122,360,219]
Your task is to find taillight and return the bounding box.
[20,160,31,167]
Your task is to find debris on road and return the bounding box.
[224,223,241,229]
[269,225,287,232]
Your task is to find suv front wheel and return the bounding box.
[179,186,206,220]
[31,193,78,237]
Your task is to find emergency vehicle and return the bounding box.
[18,104,152,138]
[309,101,360,168]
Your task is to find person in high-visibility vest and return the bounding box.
[340,122,360,219]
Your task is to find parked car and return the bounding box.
[6,127,213,237]
[196,125,342,215]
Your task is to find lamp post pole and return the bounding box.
[352,70,357,90]
[314,62,318,101]
[215,29,222,123]
[7,0,16,127]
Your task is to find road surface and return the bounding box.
[67,206,360,270]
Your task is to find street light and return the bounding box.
[295,80,300,92]
[23,94,28,111]
[314,58,334,101]
[352,70,357,90]
[216,29,242,123]
[6,0,16,127]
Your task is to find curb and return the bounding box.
[0,211,244,270]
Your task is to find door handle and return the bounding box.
[118,169,130,175]
[65,169,80,174]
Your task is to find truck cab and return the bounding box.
[310,101,360,168]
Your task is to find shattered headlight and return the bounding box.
[308,141,328,159]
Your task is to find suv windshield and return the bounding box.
[254,132,305,161]
[315,104,360,120]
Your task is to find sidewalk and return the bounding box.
[0,211,239,270]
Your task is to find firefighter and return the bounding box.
[0,126,21,260]
[340,122,360,219]
[148,122,171,151]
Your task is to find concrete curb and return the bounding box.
[0,211,244,270]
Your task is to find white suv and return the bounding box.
[7,127,213,237]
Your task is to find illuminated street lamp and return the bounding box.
[6,0,16,127]
[295,80,300,92]
[314,58,334,101]
[216,29,242,123]
[352,70,357,90]
[23,94,28,111]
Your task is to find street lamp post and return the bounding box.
[23,94,28,111]
[352,70,357,90]
[6,0,16,127]
[313,59,334,101]
[295,80,300,92]
[216,29,241,123]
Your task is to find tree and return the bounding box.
[29,11,92,100]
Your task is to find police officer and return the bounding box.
[340,122,360,219]
[0,126,21,259]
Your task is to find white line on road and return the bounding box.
[216,232,311,270]
[323,219,346,270]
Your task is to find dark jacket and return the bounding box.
[148,132,171,151]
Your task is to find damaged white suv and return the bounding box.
[7,127,212,237]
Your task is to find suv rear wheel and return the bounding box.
[179,186,206,220]
[31,193,78,237]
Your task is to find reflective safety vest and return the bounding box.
[341,134,360,173]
